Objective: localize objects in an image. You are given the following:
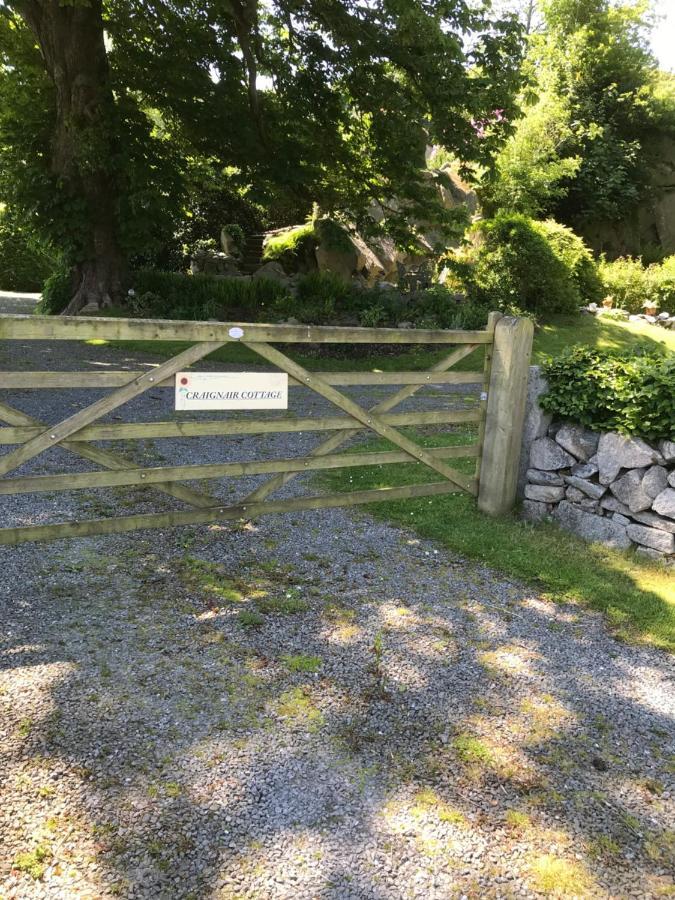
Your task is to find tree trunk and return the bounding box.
[15,0,127,314]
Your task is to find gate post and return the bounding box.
[477,316,534,516]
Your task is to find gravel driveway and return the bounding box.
[0,327,673,899]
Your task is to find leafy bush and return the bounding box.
[36,268,73,314]
[0,209,56,291]
[597,256,656,313]
[126,268,488,331]
[533,220,603,305]
[132,269,290,320]
[262,222,317,272]
[651,255,675,310]
[451,214,599,317]
[221,223,245,254]
[541,347,675,441]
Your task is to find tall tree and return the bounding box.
[9,0,126,312]
[1,0,524,310]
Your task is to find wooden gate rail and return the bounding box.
[0,315,493,344]
[0,409,481,445]
[0,313,533,545]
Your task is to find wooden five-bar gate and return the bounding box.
[0,312,533,545]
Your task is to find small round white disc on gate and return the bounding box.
[228,326,244,339]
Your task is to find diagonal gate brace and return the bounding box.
[0,399,220,510]
[0,341,224,480]
[241,343,479,505]
[243,342,477,495]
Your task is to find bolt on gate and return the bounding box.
[0,312,533,545]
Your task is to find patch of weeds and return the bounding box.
[587,834,620,859]
[325,604,360,640]
[527,854,594,896]
[365,630,388,698]
[237,610,265,630]
[17,718,33,738]
[334,717,379,753]
[645,829,675,866]
[593,713,613,736]
[37,785,55,799]
[520,696,571,744]
[642,777,665,796]
[256,589,309,615]
[275,687,325,731]
[504,809,531,831]
[164,781,182,798]
[453,733,493,767]
[540,745,577,774]
[281,654,322,673]
[177,557,246,604]
[411,788,467,826]
[13,843,52,880]
[324,603,356,624]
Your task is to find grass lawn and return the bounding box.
[93,310,675,372]
[318,432,675,652]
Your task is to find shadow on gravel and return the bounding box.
[1,517,674,899]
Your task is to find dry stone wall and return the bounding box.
[518,368,674,564]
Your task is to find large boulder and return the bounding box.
[314,219,386,286]
[190,249,241,278]
[522,500,553,522]
[252,261,289,284]
[658,440,675,463]
[609,469,652,513]
[642,466,669,500]
[626,524,675,554]
[564,476,606,500]
[526,469,564,486]
[653,488,675,519]
[524,484,565,503]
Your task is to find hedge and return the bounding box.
[540,347,675,441]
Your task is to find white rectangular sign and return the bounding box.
[175,372,288,410]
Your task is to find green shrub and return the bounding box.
[651,255,675,310]
[0,209,56,292]
[221,223,245,254]
[540,347,675,441]
[36,268,73,315]
[132,269,291,320]
[313,218,355,255]
[468,213,592,316]
[281,270,353,323]
[597,256,655,313]
[532,220,603,305]
[274,271,407,326]
[262,222,316,272]
[127,268,497,330]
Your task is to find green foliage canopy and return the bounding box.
[0,0,525,291]
[483,0,675,229]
